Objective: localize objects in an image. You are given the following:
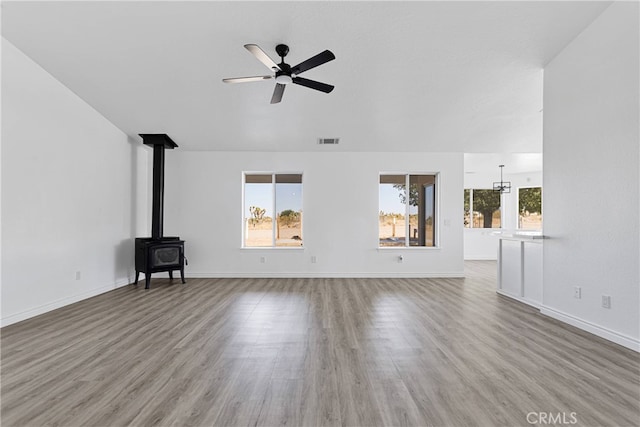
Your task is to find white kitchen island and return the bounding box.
[496,231,546,308]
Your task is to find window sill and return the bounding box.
[377,246,440,251]
[241,246,305,250]
[464,227,504,231]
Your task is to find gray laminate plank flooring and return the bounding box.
[1,262,639,426]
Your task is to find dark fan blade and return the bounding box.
[291,50,335,74]
[223,75,272,83]
[271,83,286,104]
[292,77,334,93]
[245,44,281,71]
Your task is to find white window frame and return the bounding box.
[465,188,504,229]
[242,171,304,249]
[378,172,440,249]
[516,186,542,230]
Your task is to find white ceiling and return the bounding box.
[464,152,542,176]
[2,1,609,153]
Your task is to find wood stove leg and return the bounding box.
[145,274,151,290]
[134,271,139,285]
[169,270,174,280]
[180,268,186,284]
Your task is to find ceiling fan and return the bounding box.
[223,44,335,104]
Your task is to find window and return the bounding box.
[244,173,303,247]
[518,187,542,230]
[464,189,501,228]
[379,174,436,247]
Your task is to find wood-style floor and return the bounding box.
[2,261,638,427]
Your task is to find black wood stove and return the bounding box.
[135,134,186,289]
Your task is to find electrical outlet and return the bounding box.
[75,271,81,281]
[602,295,611,309]
[573,286,581,299]
[311,256,317,264]
[260,256,266,264]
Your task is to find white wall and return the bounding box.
[543,2,639,350]
[162,151,464,277]
[1,39,148,326]
[464,170,542,260]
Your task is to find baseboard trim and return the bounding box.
[184,271,465,279]
[496,289,540,309]
[540,305,640,352]
[464,256,498,261]
[1,276,133,328]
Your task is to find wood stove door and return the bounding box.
[150,245,182,268]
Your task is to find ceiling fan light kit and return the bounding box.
[275,75,293,84]
[223,43,335,104]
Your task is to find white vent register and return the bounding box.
[318,138,340,145]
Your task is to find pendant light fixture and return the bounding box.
[493,164,511,193]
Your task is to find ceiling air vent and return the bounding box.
[318,137,340,145]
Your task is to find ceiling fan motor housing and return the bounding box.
[275,62,293,84]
